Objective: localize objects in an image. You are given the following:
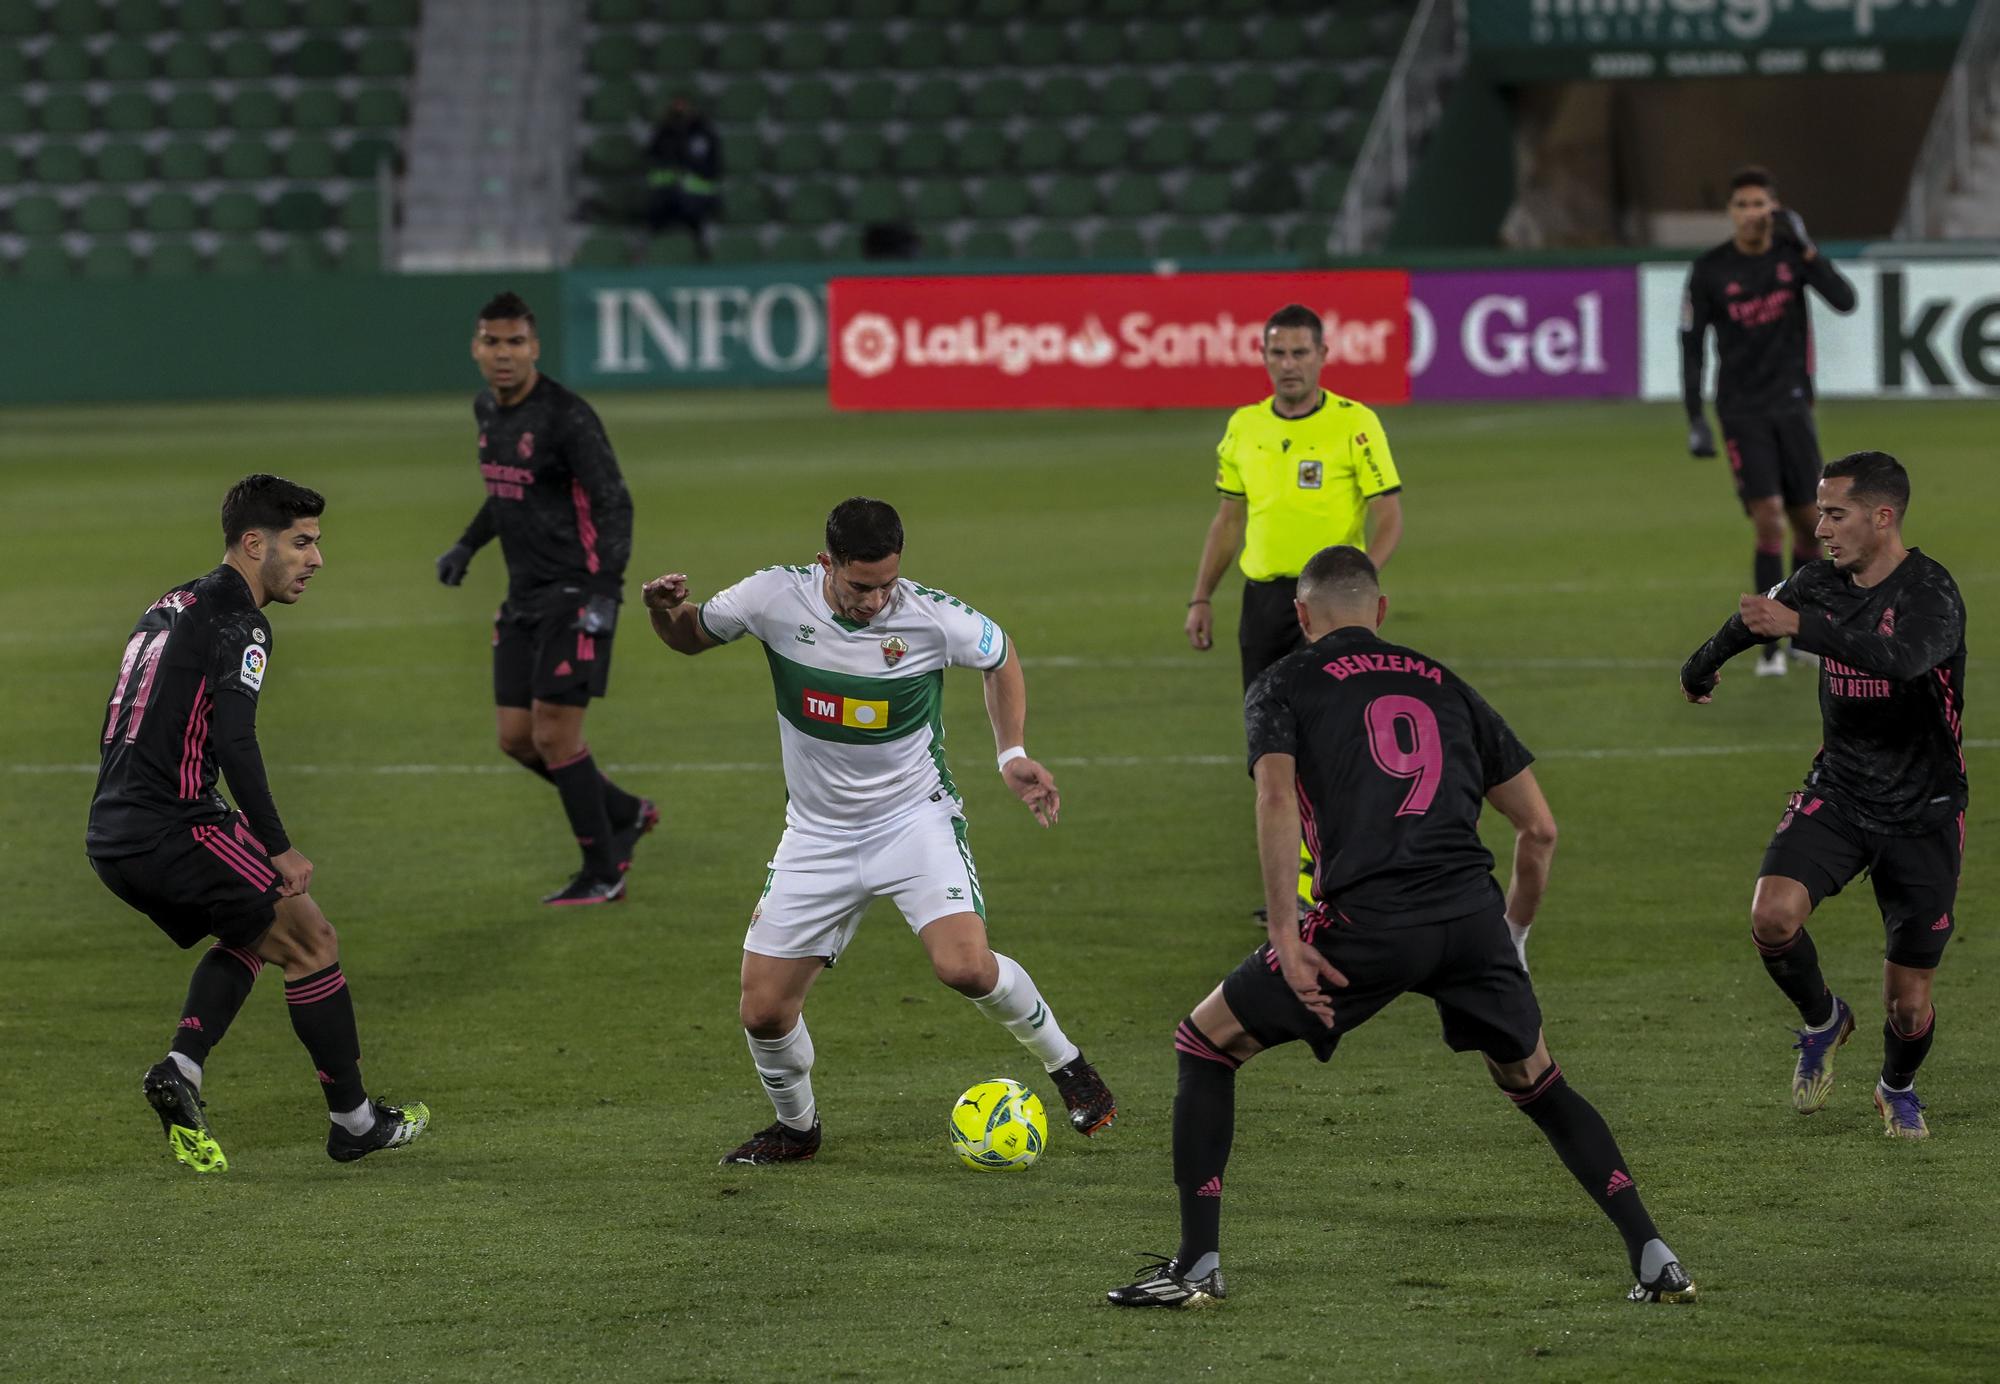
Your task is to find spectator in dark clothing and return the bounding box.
[646,96,722,261]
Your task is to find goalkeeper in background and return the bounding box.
[1680,165,1856,678]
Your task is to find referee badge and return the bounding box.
[881,635,909,667]
[1297,459,1323,489]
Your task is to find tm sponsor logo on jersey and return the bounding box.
[1321,652,1444,684]
[840,308,1393,379]
[803,689,890,729]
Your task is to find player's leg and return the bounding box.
[530,698,624,899]
[255,893,429,1162]
[1867,818,1959,1138]
[1723,415,1789,675]
[500,701,656,875]
[1753,795,1870,1111]
[1778,410,1827,663]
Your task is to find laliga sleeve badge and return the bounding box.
[240,644,267,690]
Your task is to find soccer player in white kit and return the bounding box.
[642,497,1117,1163]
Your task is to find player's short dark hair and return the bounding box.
[221,474,324,548]
[1264,303,1323,346]
[1822,450,1911,518]
[1728,165,1775,194]
[477,291,536,331]
[1297,545,1379,606]
[825,497,904,565]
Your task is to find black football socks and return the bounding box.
[1754,542,1783,599]
[1508,1065,1661,1277]
[518,749,642,832]
[169,942,264,1072]
[1172,1021,1241,1276]
[284,964,366,1113]
[547,747,619,879]
[1755,927,1835,1027]
[1882,1010,1936,1090]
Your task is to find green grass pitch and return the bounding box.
[1,391,1993,1382]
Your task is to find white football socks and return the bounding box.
[168,1052,203,1090]
[329,1101,376,1136]
[971,954,1080,1073]
[747,1019,817,1131]
[1638,1238,1678,1281]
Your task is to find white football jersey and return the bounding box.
[698,564,1009,829]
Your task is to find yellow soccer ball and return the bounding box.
[949,1078,1046,1172]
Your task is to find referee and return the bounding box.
[1184,303,1404,906]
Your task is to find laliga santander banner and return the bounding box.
[828,271,1408,411]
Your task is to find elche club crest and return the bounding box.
[880,635,909,667]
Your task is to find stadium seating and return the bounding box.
[573,1,1409,264]
[0,0,419,278]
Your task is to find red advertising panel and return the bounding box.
[828,272,1408,410]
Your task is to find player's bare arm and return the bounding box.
[1251,752,1346,1025]
[1184,495,1245,651]
[1486,768,1557,969]
[1365,492,1403,572]
[641,573,718,655]
[983,644,1060,827]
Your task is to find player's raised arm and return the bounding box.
[642,573,719,655]
[1486,767,1557,966]
[1681,577,1799,702]
[982,643,1059,827]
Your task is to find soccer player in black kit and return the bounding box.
[435,291,657,906]
[1681,165,1857,678]
[1681,452,1965,1140]
[1108,546,1694,1309]
[87,475,429,1173]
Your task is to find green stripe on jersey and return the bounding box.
[762,644,943,745]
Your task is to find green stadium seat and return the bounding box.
[714,30,765,71]
[1157,71,1218,117]
[1222,221,1280,256]
[844,78,898,122]
[165,91,224,131]
[774,29,831,71]
[1293,69,1350,112]
[240,0,294,28]
[831,129,890,177]
[284,136,341,180]
[1011,23,1065,66]
[0,146,16,182]
[1099,0,1147,14]
[1040,174,1096,219]
[300,0,353,26]
[909,179,964,221]
[969,176,1031,220]
[101,39,153,81]
[83,243,142,279]
[1103,174,1162,218]
[158,140,211,182]
[1180,171,1232,216]
[1023,225,1080,259]
[895,27,949,68]
[957,225,1015,259]
[33,143,89,184]
[161,39,216,81]
[784,181,841,225]
[1152,222,1212,260]
[711,228,762,263]
[1073,23,1122,65]
[0,45,24,86]
[219,139,278,180]
[113,0,169,35]
[47,0,100,37]
[232,91,288,132]
[1089,222,1147,259]
[94,142,151,183]
[766,228,823,262]
[1204,117,1259,167]
[352,87,408,129]
[211,238,269,276]
[572,229,631,268]
[102,91,157,134]
[845,0,898,19]
[848,177,905,224]
[784,77,839,123]
[968,77,1027,123]
[584,133,642,178]
[1072,124,1128,172]
[1137,121,1197,171]
[586,80,645,125]
[335,234,381,272]
[356,36,415,78]
[41,93,95,136]
[1036,0,1088,15]
[0,0,38,33]
[787,0,838,19]
[587,34,645,77]
[1319,17,1374,60]
[642,232,699,266]
[17,241,75,280]
[208,192,265,233]
[909,0,956,18]
[891,128,948,176]
[273,235,334,273]
[1128,20,1185,64]
[1013,123,1068,174]
[953,126,1007,176]
[1335,117,1370,161]
[0,95,29,135]
[11,195,66,236]
[720,183,770,224]
[837,25,894,70]
[1034,73,1091,119]
[770,131,825,176]
[1306,167,1347,213]
[360,0,419,25]
[40,39,93,83]
[1098,73,1151,118]
[291,37,348,78]
[653,29,703,72]
[1271,123,1325,165]
[1189,20,1246,62]
[1241,164,1303,214]
[904,77,958,122]
[144,192,201,234]
[1252,17,1309,62]
[222,37,280,80]
[972,0,1026,17]
[714,78,763,123]
[273,189,332,233]
[341,136,398,179]
[292,87,346,130]
[1220,69,1280,115]
[1286,221,1328,259]
[147,240,207,277]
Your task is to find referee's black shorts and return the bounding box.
[1239,576,1304,690]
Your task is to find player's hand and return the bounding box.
[1274,938,1348,1028]
[270,848,313,897]
[1682,672,1718,704]
[1002,756,1061,827]
[1770,206,1815,257]
[1739,593,1800,638]
[1506,917,1531,974]
[435,543,474,587]
[642,573,690,611]
[1185,600,1214,651]
[575,593,618,634]
[1687,416,1717,458]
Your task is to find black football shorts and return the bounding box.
[1721,407,1823,510]
[1238,576,1306,691]
[494,598,615,709]
[1760,791,1962,969]
[1221,905,1543,1064]
[90,811,281,950]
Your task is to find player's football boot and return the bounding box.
[142,1059,227,1175]
[1107,1254,1226,1309]
[1873,1082,1930,1139]
[1627,1260,1698,1304]
[542,872,627,906]
[1755,647,1788,677]
[613,798,661,874]
[720,1118,821,1165]
[1050,1052,1117,1136]
[327,1099,431,1163]
[1790,995,1855,1113]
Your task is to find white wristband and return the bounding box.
[997,745,1027,772]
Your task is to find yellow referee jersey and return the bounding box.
[1214,389,1400,582]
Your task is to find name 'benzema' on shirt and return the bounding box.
[697,565,1008,830]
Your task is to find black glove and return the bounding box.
[1687,416,1716,458]
[575,593,619,635]
[1770,207,1813,256]
[436,543,475,587]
